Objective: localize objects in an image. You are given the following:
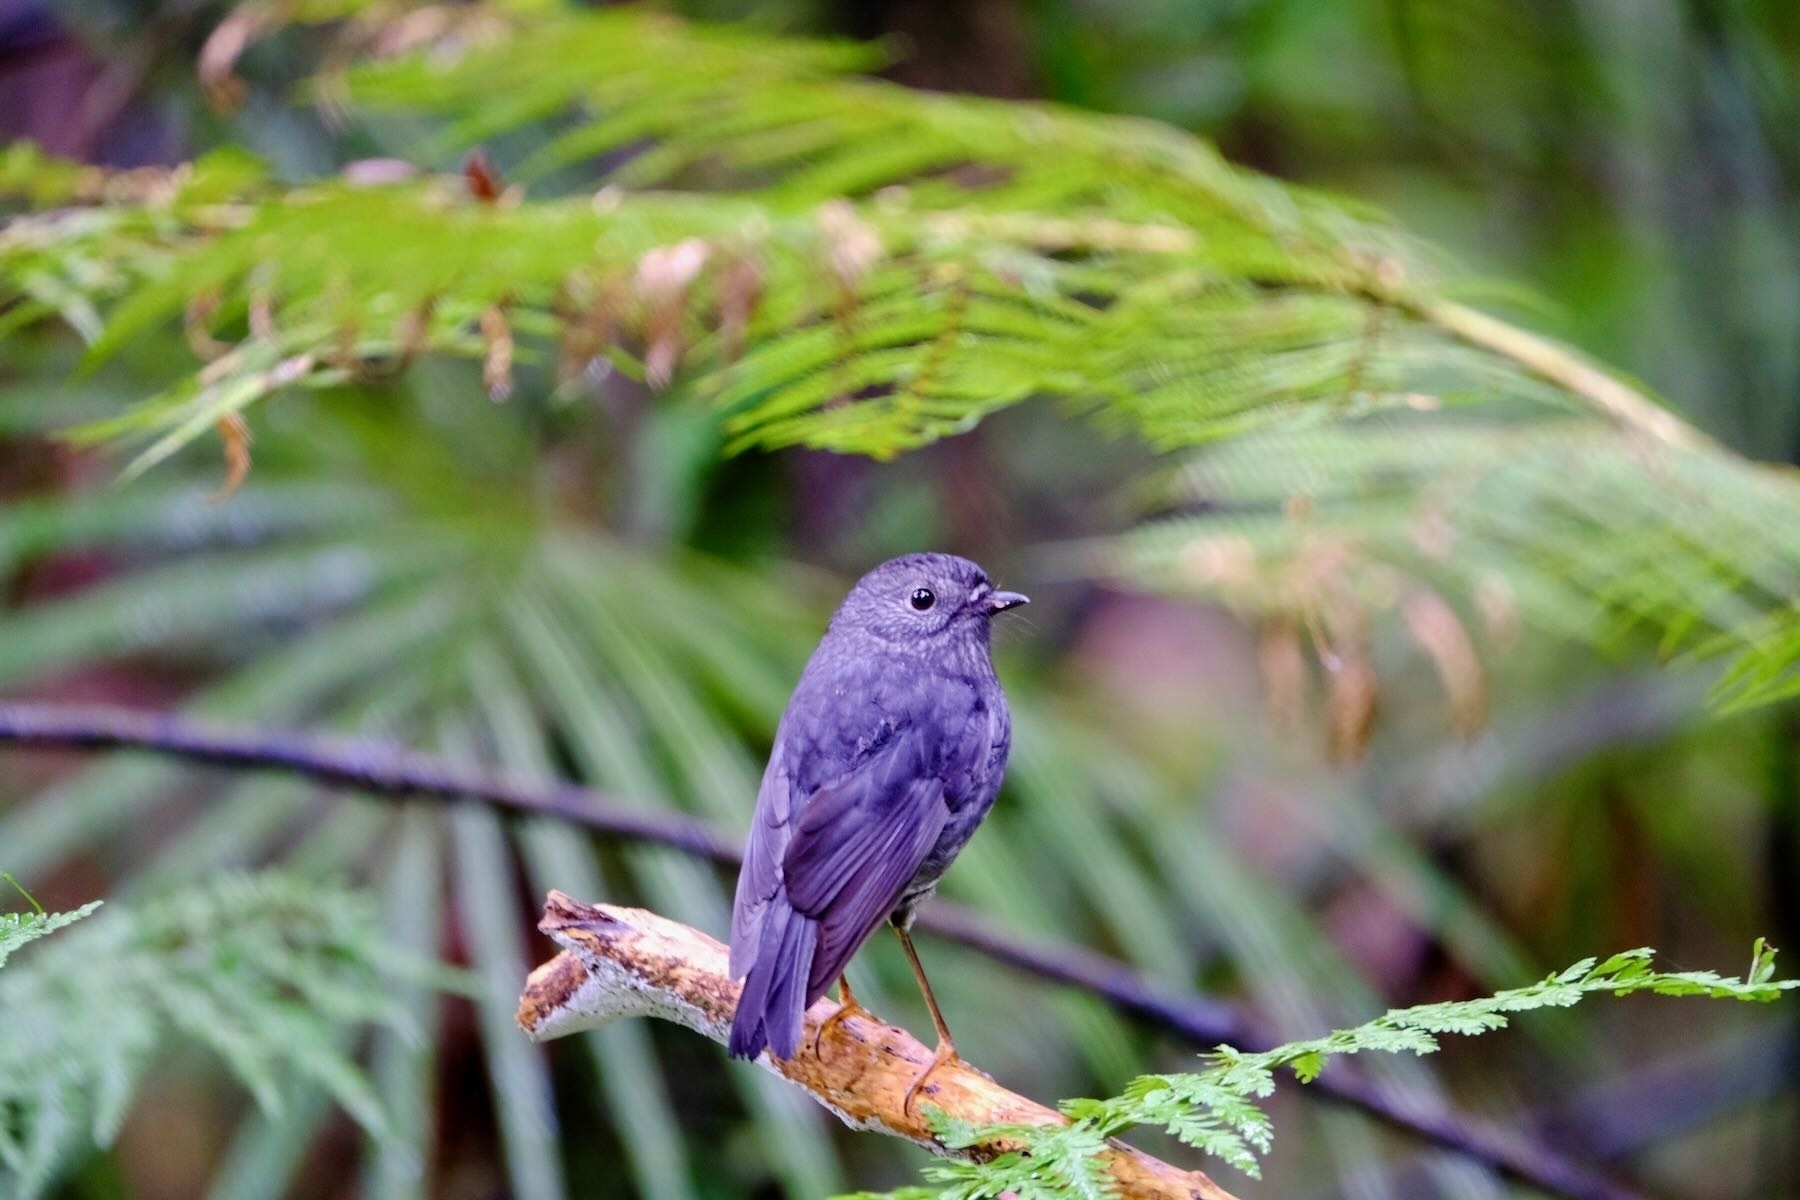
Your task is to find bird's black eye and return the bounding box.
[909,587,936,612]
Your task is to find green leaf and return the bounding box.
[0,894,102,970]
[1288,1050,1325,1083]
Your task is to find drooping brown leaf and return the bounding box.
[1402,587,1488,737]
[1325,648,1380,765]
[184,291,228,360]
[635,239,709,391]
[210,413,253,503]
[1259,618,1309,732]
[479,305,514,402]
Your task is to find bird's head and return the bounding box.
[831,552,1028,648]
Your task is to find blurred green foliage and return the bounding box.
[0,873,436,1199]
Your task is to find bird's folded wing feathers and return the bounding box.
[730,740,792,978]
[782,736,950,999]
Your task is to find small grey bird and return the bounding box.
[727,552,1027,1105]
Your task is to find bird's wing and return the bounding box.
[731,737,793,978]
[781,729,950,999]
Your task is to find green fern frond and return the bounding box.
[0,5,1653,467]
[884,944,1797,1198]
[335,8,1413,257]
[0,871,445,1199]
[2,153,1501,465]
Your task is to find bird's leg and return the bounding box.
[895,926,963,1117]
[811,974,872,1057]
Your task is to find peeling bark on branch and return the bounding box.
[518,892,1241,1200]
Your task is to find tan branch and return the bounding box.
[920,212,1707,453]
[1413,298,1710,450]
[517,891,1241,1200]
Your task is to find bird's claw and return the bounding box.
[812,996,872,1058]
[902,1039,963,1120]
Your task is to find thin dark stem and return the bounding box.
[0,700,1643,1200]
[0,701,735,861]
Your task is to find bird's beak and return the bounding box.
[986,590,1030,614]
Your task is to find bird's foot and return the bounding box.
[902,1038,963,1119]
[812,994,874,1058]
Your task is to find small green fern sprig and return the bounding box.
[894,943,1797,1198]
[0,870,455,1199]
[0,871,102,969]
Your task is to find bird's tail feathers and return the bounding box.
[727,899,817,1061]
